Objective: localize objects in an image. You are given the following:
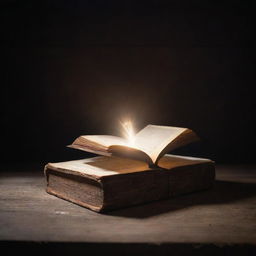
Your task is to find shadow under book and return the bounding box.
[44,154,215,212]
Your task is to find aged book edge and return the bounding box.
[44,163,101,181]
[46,187,103,212]
[45,169,104,212]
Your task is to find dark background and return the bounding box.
[2,0,255,165]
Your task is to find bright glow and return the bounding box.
[120,120,135,146]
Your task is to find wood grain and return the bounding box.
[0,165,256,255]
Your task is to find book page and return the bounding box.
[133,125,187,163]
[71,125,198,166]
[81,135,127,148]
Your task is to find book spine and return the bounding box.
[168,162,215,196]
[100,169,169,211]
[100,163,215,212]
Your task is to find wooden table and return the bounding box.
[1,164,256,255]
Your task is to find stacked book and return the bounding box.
[45,125,215,212]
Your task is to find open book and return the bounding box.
[68,125,199,166]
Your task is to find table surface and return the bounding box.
[1,164,256,254]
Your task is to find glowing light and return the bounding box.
[120,120,135,146]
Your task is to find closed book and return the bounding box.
[44,154,215,212]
